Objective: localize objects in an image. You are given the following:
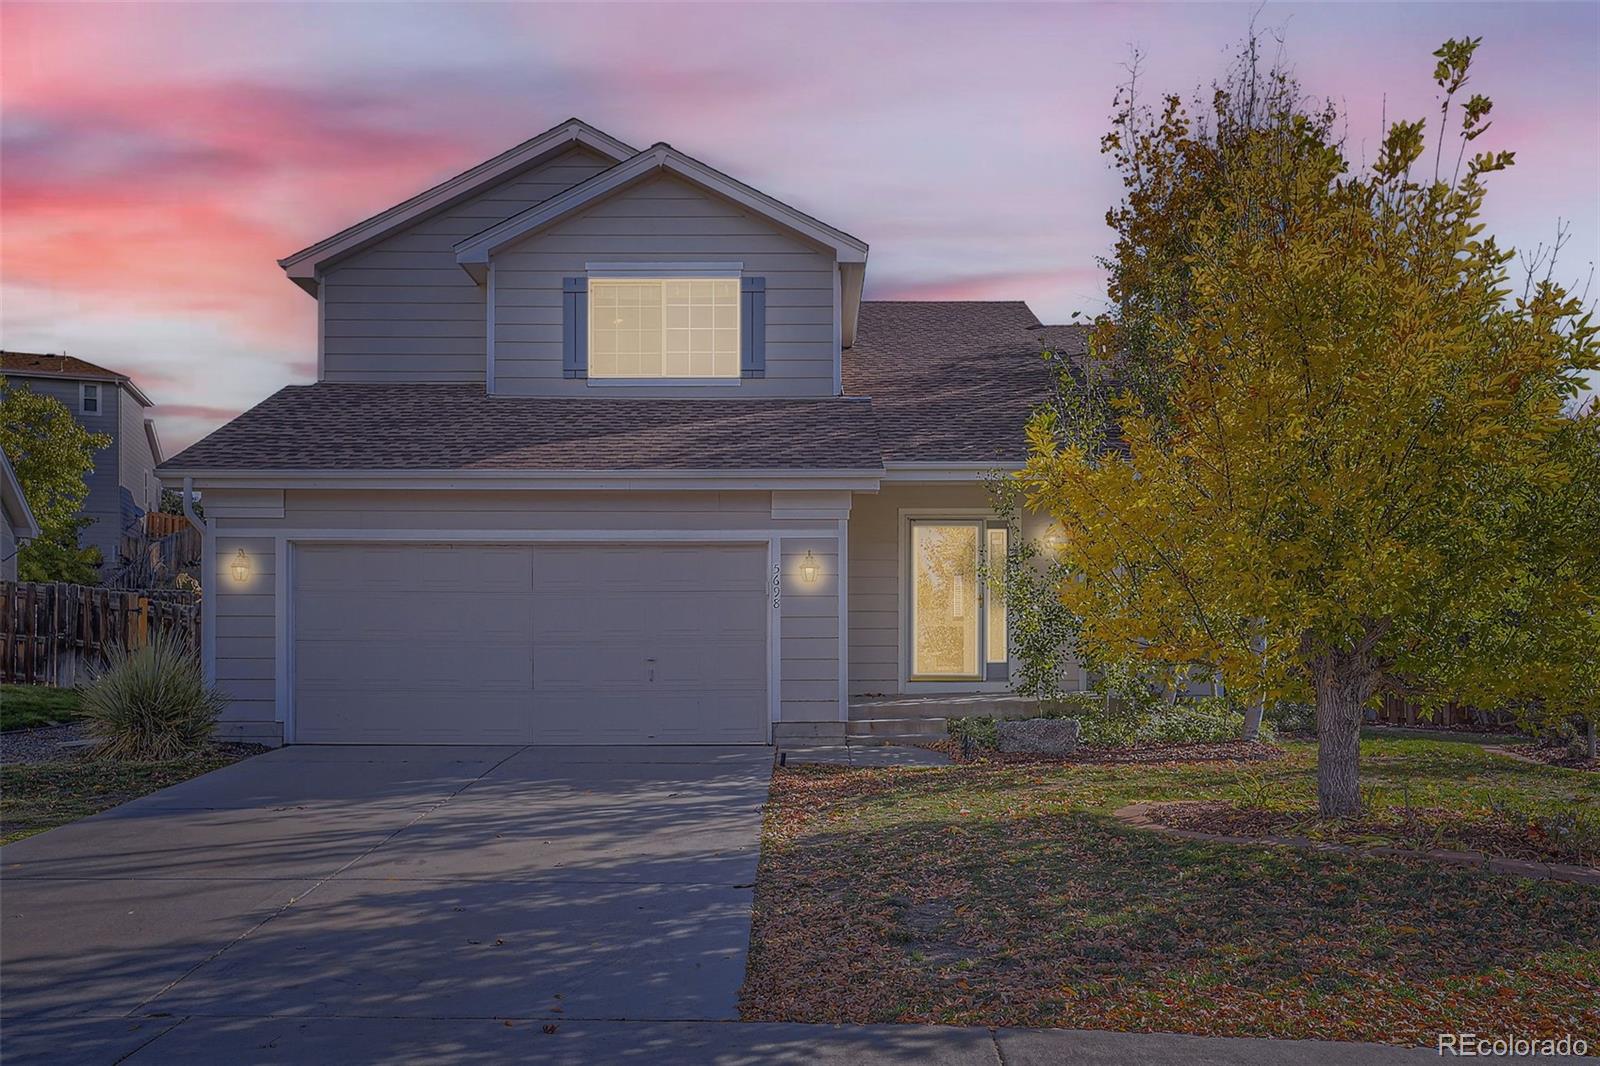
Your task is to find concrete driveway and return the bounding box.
[0,744,771,1064]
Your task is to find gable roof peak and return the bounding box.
[278,117,637,294]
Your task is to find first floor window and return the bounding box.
[589,277,740,379]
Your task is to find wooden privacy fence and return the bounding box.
[0,582,201,687]
[1374,690,1513,730]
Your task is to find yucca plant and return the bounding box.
[80,631,225,760]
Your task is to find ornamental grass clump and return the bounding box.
[81,632,225,760]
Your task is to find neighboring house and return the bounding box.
[1,353,165,569]
[1,446,42,582]
[159,118,1088,748]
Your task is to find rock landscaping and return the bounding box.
[996,716,1080,755]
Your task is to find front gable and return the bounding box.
[487,172,844,398]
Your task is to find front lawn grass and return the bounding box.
[1,684,83,731]
[741,736,1600,1046]
[0,750,254,844]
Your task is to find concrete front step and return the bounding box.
[848,716,948,736]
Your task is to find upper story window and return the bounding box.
[79,383,100,414]
[589,278,740,379]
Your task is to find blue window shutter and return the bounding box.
[562,276,588,378]
[741,276,766,378]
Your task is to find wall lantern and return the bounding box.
[799,550,819,584]
[1042,528,1066,556]
[230,548,251,583]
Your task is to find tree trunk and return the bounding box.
[1241,632,1267,742]
[1310,646,1381,818]
[1587,719,1597,762]
[1240,697,1264,742]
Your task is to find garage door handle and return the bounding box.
[646,658,656,682]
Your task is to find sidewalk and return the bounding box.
[17,1016,1573,1064]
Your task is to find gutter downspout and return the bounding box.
[182,477,217,685]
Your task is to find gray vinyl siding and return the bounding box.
[492,173,839,398]
[4,376,122,567]
[213,534,277,740]
[203,487,846,741]
[847,482,1074,696]
[779,536,841,721]
[118,391,159,515]
[319,147,614,383]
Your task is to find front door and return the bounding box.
[907,520,1007,683]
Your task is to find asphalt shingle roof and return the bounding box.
[160,302,1090,474]
[845,301,1079,464]
[162,387,882,471]
[3,351,123,379]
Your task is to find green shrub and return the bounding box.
[947,715,999,751]
[1265,699,1317,734]
[1147,697,1274,744]
[81,633,225,760]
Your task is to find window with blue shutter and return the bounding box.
[562,276,588,378]
[740,276,766,378]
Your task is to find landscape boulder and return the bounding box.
[997,717,1080,755]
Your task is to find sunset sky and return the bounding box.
[3,1,1596,450]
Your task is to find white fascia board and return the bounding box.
[160,467,886,493]
[5,369,154,408]
[880,462,1022,482]
[454,145,869,283]
[279,120,636,294]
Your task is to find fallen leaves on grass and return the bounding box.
[1504,744,1598,773]
[1147,800,1598,867]
[928,739,1283,767]
[0,744,265,843]
[740,748,1600,1047]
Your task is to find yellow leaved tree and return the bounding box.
[1022,37,1600,817]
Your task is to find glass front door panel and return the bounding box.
[911,522,981,679]
[986,526,1008,665]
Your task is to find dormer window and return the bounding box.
[80,383,100,414]
[589,276,740,379]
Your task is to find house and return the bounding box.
[158,118,1088,747]
[1,447,41,582]
[1,353,165,569]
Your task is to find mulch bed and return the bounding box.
[1144,799,1596,869]
[929,738,1283,767]
[1502,743,1598,773]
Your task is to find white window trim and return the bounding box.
[586,270,742,383]
[79,382,100,414]
[586,261,742,278]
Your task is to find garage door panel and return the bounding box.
[298,640,533,690]
[295,690,533,746]
[293,541,770,746]
[530,543,769,745]
[295,592,533,642]
[297,543,531,590]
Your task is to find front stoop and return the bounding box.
[847,694,1040,744]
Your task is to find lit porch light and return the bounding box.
[230,549,251,583]
[800,550,819,584]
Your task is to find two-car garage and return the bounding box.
[290,542,770,745]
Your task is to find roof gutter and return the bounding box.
[156,466,887,493]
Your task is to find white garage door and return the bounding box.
[292,542,768,745]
